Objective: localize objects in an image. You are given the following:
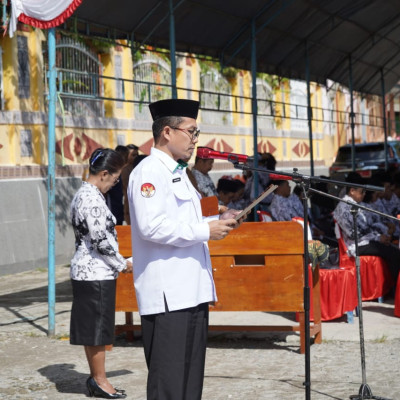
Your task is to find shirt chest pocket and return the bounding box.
[172,179,192,205]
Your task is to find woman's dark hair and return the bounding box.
[114,145,129,163]
[89,148,125,175]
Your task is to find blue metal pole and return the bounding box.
[169,0,177,99]
[2,1,6,28]
[251,18,259,220]
[305,43,314,177]
[47,28,56,337]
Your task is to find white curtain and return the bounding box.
[9,0,81,37]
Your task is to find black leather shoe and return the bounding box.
[86,377,127,399]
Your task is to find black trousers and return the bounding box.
[141,301,209,400]
[358,241,400,281]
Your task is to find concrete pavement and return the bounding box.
[1,265,400,399]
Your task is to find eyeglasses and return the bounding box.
[170,126,200,142]
[108,172,120,185]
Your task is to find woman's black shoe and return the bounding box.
[86,377,127,399]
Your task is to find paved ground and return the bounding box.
[1,265,400,400]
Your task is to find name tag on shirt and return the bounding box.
[173,177,181,183]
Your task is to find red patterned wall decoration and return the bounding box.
[56,133,103,162]
[139,138,154,155]
[257,140,276,154]
[205,139,233,153]
[292,141,310,158]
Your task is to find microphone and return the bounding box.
[196,148,293,179]
[196,147,250,163]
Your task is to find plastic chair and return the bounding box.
[291,216,313,241]
[257,210,273,222]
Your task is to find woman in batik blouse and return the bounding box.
[70,148,132,399]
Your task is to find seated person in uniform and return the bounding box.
[216,177,240,206]
[269,180,293,221]
[191,147,218,197]
[227,179,246,210]
[333,172,400,280]
[270,181,325,240]
[362,179,395,238]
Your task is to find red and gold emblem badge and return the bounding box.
[141,183,156,198]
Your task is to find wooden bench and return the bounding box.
[114,222,322,354]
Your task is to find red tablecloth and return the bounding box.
[318,268,358,321]
[311,261,392,322]
[308,267,357,321]
[336,229,393,301]
[395,273,400,318]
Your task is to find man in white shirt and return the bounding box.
[127,99,242,400]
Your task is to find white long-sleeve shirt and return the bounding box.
[128,147,217,315]
[70,181,127,281]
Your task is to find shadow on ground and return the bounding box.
[0,280,73,307]
[38,363,132,395]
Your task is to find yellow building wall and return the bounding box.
[1,28,47,166]
[1,29,45,112]
[241,71,253,128]
[30,30,45,112]
[0,125,13,164]
[102,42,134,120]
[335,90,347,149]
[2,34,18,111]
[0,30,363,170]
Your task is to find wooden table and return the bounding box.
[114,222,322,354]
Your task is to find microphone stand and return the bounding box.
[230,158,393,400]
[307,187,396,400]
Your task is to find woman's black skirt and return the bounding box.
[70,279,116,346]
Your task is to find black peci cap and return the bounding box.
[149,99,199,121]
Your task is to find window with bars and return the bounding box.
[44,35,104,117]
[133,55,172,120]
[20,129,32,157]
[256,79,275,131]
[186,70,192,100]
[200,69,232,125]
[115,54,124,109]
[290,80,308,131]
[18,36,30,99]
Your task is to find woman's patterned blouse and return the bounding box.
[70,181,127,281]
